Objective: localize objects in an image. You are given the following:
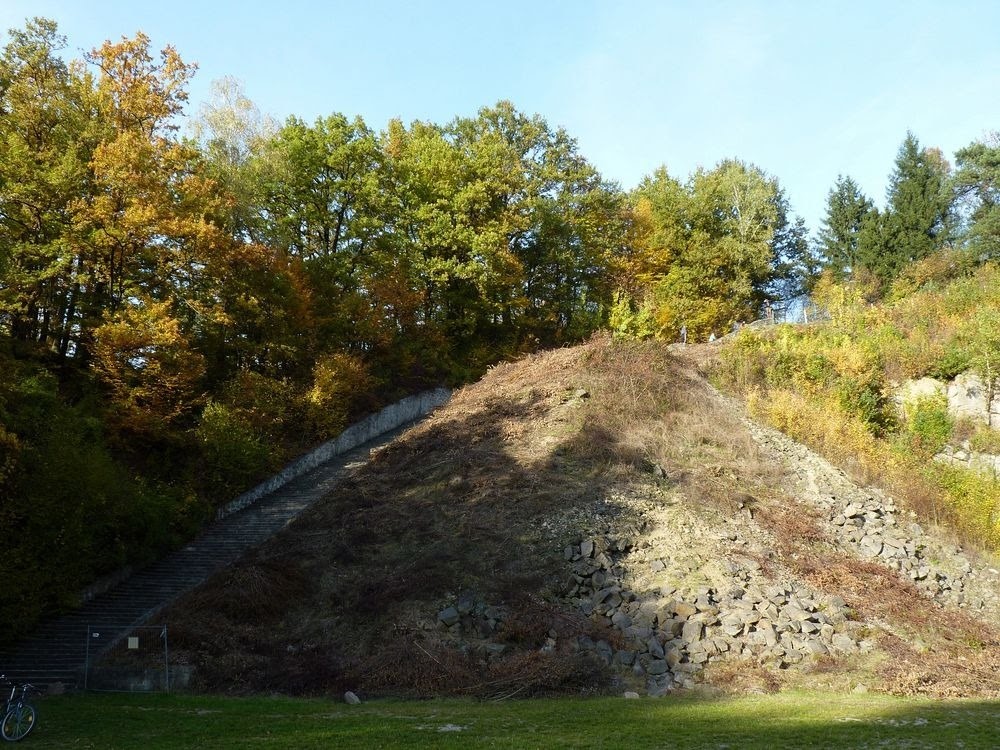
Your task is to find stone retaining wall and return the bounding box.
[936,445,1000,478]
[897,371,1000,427]
[216,387,451,520]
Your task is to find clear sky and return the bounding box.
[3,1,999,233]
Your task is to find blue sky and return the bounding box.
[3,1,999,232]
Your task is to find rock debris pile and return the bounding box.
[563,533,869,695]
[819,495,987,609]
[427,356,1000,699]
[739,404,1000,619]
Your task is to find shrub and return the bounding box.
[970,426,1000,454]
[932,465,1000,550]
[609,293,659,340]
[903,395,952,457]
[927,344,972,381]
[888,247,977,300]
[222,371,301,440]
[195,400,274,502]
[836,375,895,437]
[802,353,835,387]
[305,352,374,438]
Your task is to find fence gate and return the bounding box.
[84,625,170,692]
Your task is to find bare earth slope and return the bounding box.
[161,336,1000,698]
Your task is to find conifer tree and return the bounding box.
[817,175,873,278]
[877,132,952,278]
[954,134,1000,259]
[770,190,818,305]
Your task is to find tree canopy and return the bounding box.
[616,159,803,340]
[2,16,999,643]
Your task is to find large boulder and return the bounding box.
[946,371,994,425]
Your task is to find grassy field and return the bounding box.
[20,690,1000,749]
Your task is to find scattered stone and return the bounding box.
[437,606,460,627]
[616,650,637,667]
[647,636,665,659]
[595,639,613,665]
[673,602,698,619]
[646,659,669,675]
[344,691,361,705]
[612,611,633,630]
[456,591,476,615]
[681,620,704,642]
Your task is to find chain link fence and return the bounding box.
[84,625,170,692]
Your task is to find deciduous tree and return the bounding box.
[0,18,90,355]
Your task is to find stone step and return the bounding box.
[0,419,425,690]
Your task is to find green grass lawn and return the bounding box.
[18,690,999,749]
[23,693,1000,750]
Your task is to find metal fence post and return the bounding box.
[162,626,169,692]
[84,626,90,692]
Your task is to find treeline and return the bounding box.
[816,131,1000,296]
[612,161,812,341]
[2,16,998,641]
[0,19,633,639]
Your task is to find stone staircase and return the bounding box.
[0,424,409,690]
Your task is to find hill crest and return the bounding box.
[162,336,1000,698]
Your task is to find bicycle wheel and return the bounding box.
[1,702,36,741]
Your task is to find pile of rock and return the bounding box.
[818,495,982,608]
[739,394,1000,618]
[564,535,866,695]
[936,443,1000,478]
[436,591,509,659]
[428,480,999,697]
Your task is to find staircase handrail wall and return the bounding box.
[216,387,452,520]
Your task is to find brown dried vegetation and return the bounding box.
[162,336,1000,698]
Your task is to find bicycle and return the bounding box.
[0,676,37,742]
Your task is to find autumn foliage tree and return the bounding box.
[0,18,90,356]
[0,15,859,642]
[617,160,794,341]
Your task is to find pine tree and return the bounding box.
[954,134,1000,259]
[855,207,894,291]
[817,175,873,278]
[770,190,819,305]
[880,132,952,276]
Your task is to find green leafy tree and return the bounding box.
[861,132,953,283]
[449,102,623,348]
[189,76,277,244]
[378,102,622,372]
[629,160,782,340]
[817,175,874,277]
[251,114,388,364]
[954,133,1000,259]
[0,18,91,355]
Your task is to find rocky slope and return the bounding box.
[160,337,1000,698]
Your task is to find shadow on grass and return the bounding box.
[26,691,1000,749]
